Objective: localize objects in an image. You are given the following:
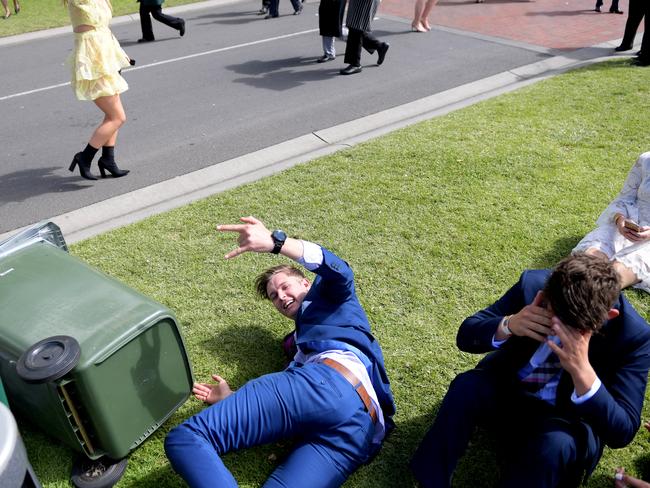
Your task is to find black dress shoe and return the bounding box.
[377,42,389,65]
[615,44,632,52]
[137,37,155,43]
[264,13,278,18]
[632,57,650,67]
[294,4,303,14]
[340,64,362,75]
[257,6,269,14]
[609,7,623,13]
[179,20,186,36]
[594,6,601,11]
[316,54,335,63]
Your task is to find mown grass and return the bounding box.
[20,59,650,487]
[0,0,197,37]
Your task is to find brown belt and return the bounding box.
[322,358,378,424]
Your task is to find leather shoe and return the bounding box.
[257,6,269,14]
[179,20,186,37]
[632,57,650,67]
[594,6,601,11]
[264,13,278,18]
[340,64,362,75]
[316,54,335,63]
[294,5,303,14]
[615,44,632,52]
[609,7,623,13]
[377,42,389,65]
[137,37,155,43]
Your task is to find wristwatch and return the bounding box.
[271,230,287,254]
[499,315,512,338]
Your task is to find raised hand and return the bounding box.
[192,374,233,405]
[217,216,274,259]
[508,291,554,342]
[547,316,596,396]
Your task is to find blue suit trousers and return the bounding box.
[165,363,375,488]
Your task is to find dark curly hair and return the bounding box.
[544,252,620,332]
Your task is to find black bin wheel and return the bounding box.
[16,335,81,384]
[71,456,128,488]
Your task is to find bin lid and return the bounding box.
[0,241,177,368]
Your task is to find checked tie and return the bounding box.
[518,336,563,394]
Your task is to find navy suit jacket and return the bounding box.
[293,247,396,426]
[458,269,650,455]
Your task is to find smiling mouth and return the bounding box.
[283,299,295,310]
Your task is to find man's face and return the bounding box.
[266,271,311,319]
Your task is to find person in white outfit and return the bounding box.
[574,152,650,292]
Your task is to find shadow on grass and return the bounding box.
[530,234,583,269]
[200,322,289,384]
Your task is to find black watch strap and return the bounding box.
[271,230,287,254]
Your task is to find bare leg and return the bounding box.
[420,0,438,30]
[584,248,641,289]
[1,0,10,18]
[613,261,641,289]
[89,94,126,149]
[12,0,18,13]
[411,0,427,31]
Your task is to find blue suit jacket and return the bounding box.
[293,248,396,426]
[458,269,650,461]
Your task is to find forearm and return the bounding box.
[279,237,305,261]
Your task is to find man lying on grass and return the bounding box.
[411,253,650,488]
[165,216,395,488]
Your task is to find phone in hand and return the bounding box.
[624,220,642,232]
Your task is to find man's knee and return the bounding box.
[536,429,578,469]
[446,369,497,406]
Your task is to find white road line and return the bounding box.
[0,28,318,102]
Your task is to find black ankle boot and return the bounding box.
[69,153,98,180]
[97,157,130,178]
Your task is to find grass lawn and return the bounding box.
[18,58,650,487]
[0,0,197,37]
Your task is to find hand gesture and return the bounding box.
[508,291,553,342]
[192,374,233,405]
[217,216,274,259]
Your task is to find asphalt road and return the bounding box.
[0,0,548,234]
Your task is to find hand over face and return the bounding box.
[508,291,553,342]
[192,374,233,405]
[546,317,591,376]
[217,216,274,259]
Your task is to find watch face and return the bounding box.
[272,230,287,241]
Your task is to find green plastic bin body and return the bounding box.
[0,378,8,407]
[0,240,193,460]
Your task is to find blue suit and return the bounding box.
[165,248,395,488]
[411,269,650,488]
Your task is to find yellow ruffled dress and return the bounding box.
[68,0,131,101]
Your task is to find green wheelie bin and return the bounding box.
[0,222,193,484]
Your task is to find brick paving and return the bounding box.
[379,0,641,51]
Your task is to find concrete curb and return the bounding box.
[0,37,636,245]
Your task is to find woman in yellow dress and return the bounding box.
[66,0,131,180]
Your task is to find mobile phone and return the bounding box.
[624,220,642,232]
